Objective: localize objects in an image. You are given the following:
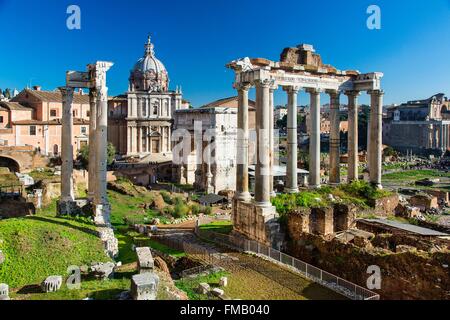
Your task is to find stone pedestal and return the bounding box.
[232,199,280,246]
[0,283,9,300]
[136,247,155,274]
[131,273,159,301]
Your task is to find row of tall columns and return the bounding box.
[59,62,113,225]
[126,125,170,155]
[234,80,384,206]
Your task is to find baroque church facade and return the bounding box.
[108,36,188,158]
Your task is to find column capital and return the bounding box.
[325,89,340,98]
[283,86,301,94]
[89,88,97,100]
[305,88,322,95]
[58,86,74,96]
[254,78,275,89]
[344,90,361,97]
[367,89,385,97]
[235,82,252,91]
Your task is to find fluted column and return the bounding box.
[307,88,321,188]
[346,90,360,182]
[255,79,274,206]
[284,86,300,193]
[368,90,384,189]
[235,83,252,202]
[59,86,75,202]
[327,90,341,185]
[88,89,97,201]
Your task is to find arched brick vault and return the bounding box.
[0,156,21,173]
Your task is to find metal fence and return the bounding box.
[195,228,380,301]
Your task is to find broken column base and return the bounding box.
[98,226,119,259]
[232,199,283,248]
[94,203,111,227]
[57,199,87,216]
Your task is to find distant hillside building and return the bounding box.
[0,87,90,156]
[383,93,450,154]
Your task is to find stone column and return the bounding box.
[235,83,252,202]
[284,86,300,193]
[368,90,384,189]
[92,62,114,225]
[327,90,341,185]
[307,88,321,188]
[255,79,274,206]
[346,91,360,182]
[59,87,75,203]
[88,89,97,201]
[269,85,277,197]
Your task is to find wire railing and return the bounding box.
[195,228,380,301]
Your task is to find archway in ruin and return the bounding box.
[0,156,21,173]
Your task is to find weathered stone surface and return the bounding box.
[0,283,9,300]
[130,273,159,301]
[333,203,357,231]
[41,276,62,293]
[370,194,400,216]
[211,288,225,297]
[196,283,210,294]
[136,247,154,273]
[219,277,228,287]
[98,227,119,258]
[0,250,4,265]
[409,194,439,211]
[151,194,166,210]
[90,262,115,280]
[310,207,334,236]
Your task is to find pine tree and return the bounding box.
[4,88,11,99]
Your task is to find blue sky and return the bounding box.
[0,0,449,106]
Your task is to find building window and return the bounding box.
[153,105,158,116]
[0,116,3,123]
[73,110,77,117]
[87,111,90,117]
[50,109,57,117]
[81,126,87,134]
[30,126,36,136]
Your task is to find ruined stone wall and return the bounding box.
[286,223,450,300]
[368,194,399,216]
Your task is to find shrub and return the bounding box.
[173,203,190,218]
[160,191,173,205]
[190,204,201,216]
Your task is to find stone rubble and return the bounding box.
[41,276,63,293]
[219,277,228,287]
[136,247,155,274]
[196,283,210,294]
[211,288,225,297]
[97,227,119,259]
[89,262,115,280]
[0,283,9,300]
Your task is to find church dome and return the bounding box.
[129,36,169,92]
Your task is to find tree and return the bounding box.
[4,89,11,99]
[77,142,116,169]
[276,114,287,130]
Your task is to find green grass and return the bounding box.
[175,270,229,300]
[0,173,19,187]
[28,169,60,183]
[382,169,450,181]
[199,221,233,234]
[0,215,111,289]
